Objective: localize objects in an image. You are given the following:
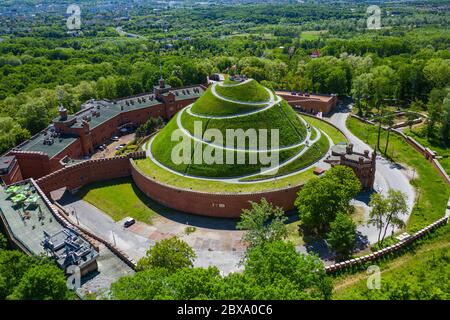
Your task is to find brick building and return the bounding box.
[324,143,376,190]
[276,91,337,114]
[0,79,206,183]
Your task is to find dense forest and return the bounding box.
[0,1,449,153]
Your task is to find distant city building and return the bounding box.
[310,50,321,58]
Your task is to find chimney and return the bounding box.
[159,77,165,89]
[59,107,68,121]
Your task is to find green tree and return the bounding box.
[351,73,373,116]
[0,117,30,155]
[440,95,450,145]
[8,264,72,300]
[0,250,34,299]
[384,113,395,155]
[115,78,132,98]
[326,213,357,261]
[295,166,360,234]
[17,101,50,134]
[426,88,445,138]
[136,237,196,273]
[236,198,287,249]
[110,267,171,300]
[0,233,6,250]
[423,58,450,89]
[243,241,333,300]
[368,189,407,245]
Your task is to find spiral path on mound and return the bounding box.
[187,82,280,119]
[145,116,329,183]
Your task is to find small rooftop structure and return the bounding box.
[0,156,17,175]
[229,74,248,82]
[42,228,98,275]
[208,73,225,84]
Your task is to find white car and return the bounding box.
[111,136,119,141]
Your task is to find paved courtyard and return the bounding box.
[54,190,246,274]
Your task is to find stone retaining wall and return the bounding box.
[325,215,448,273]
[351,114,450,185]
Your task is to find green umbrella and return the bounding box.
[11,193,26,204]
[6,186,20,194]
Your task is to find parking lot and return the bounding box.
[91,133,136,160]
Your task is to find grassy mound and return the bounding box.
[215,79,270,103]
[181,100,307,148]
[149,79,328,180]
[151,116,304,178]
[190,89,266,116]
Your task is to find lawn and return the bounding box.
[403,125,450,175]
[152,114,304,178]
[332,224,450,299]
[181,100,308,148]
[78,177,158,224]
[215,79,270,102]
[300,30,328,41]
[305,115,347,144]
[347,117,449,230]
[190,89,266,116]
[240,133,328,181]
[134,156,316,193]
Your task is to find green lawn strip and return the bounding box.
[190,89,266,116]
[181,101,307,148]
[240,134,329,181]
[403,126,450,175]
[304,115,347,144]
[332,224,450,299]
[77,177,157,224]
[301,30,328,40]
[215,79,270,102]
[134,156,316,193]
[151,117,192,173]
[347,117,450,230]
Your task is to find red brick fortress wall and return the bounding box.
[36,152,146,195]
[130,160,302,218]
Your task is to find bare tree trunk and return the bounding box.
[384,128,391,155]
[377,215,383,244]
[381,215,393,245]
[377,121,382,151]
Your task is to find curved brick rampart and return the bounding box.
[36,152,145,194]
[130,160,302,218]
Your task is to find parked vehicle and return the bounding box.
[111,136,119,141]
[123,217,135,228]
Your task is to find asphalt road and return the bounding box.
[326,106,416,243]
